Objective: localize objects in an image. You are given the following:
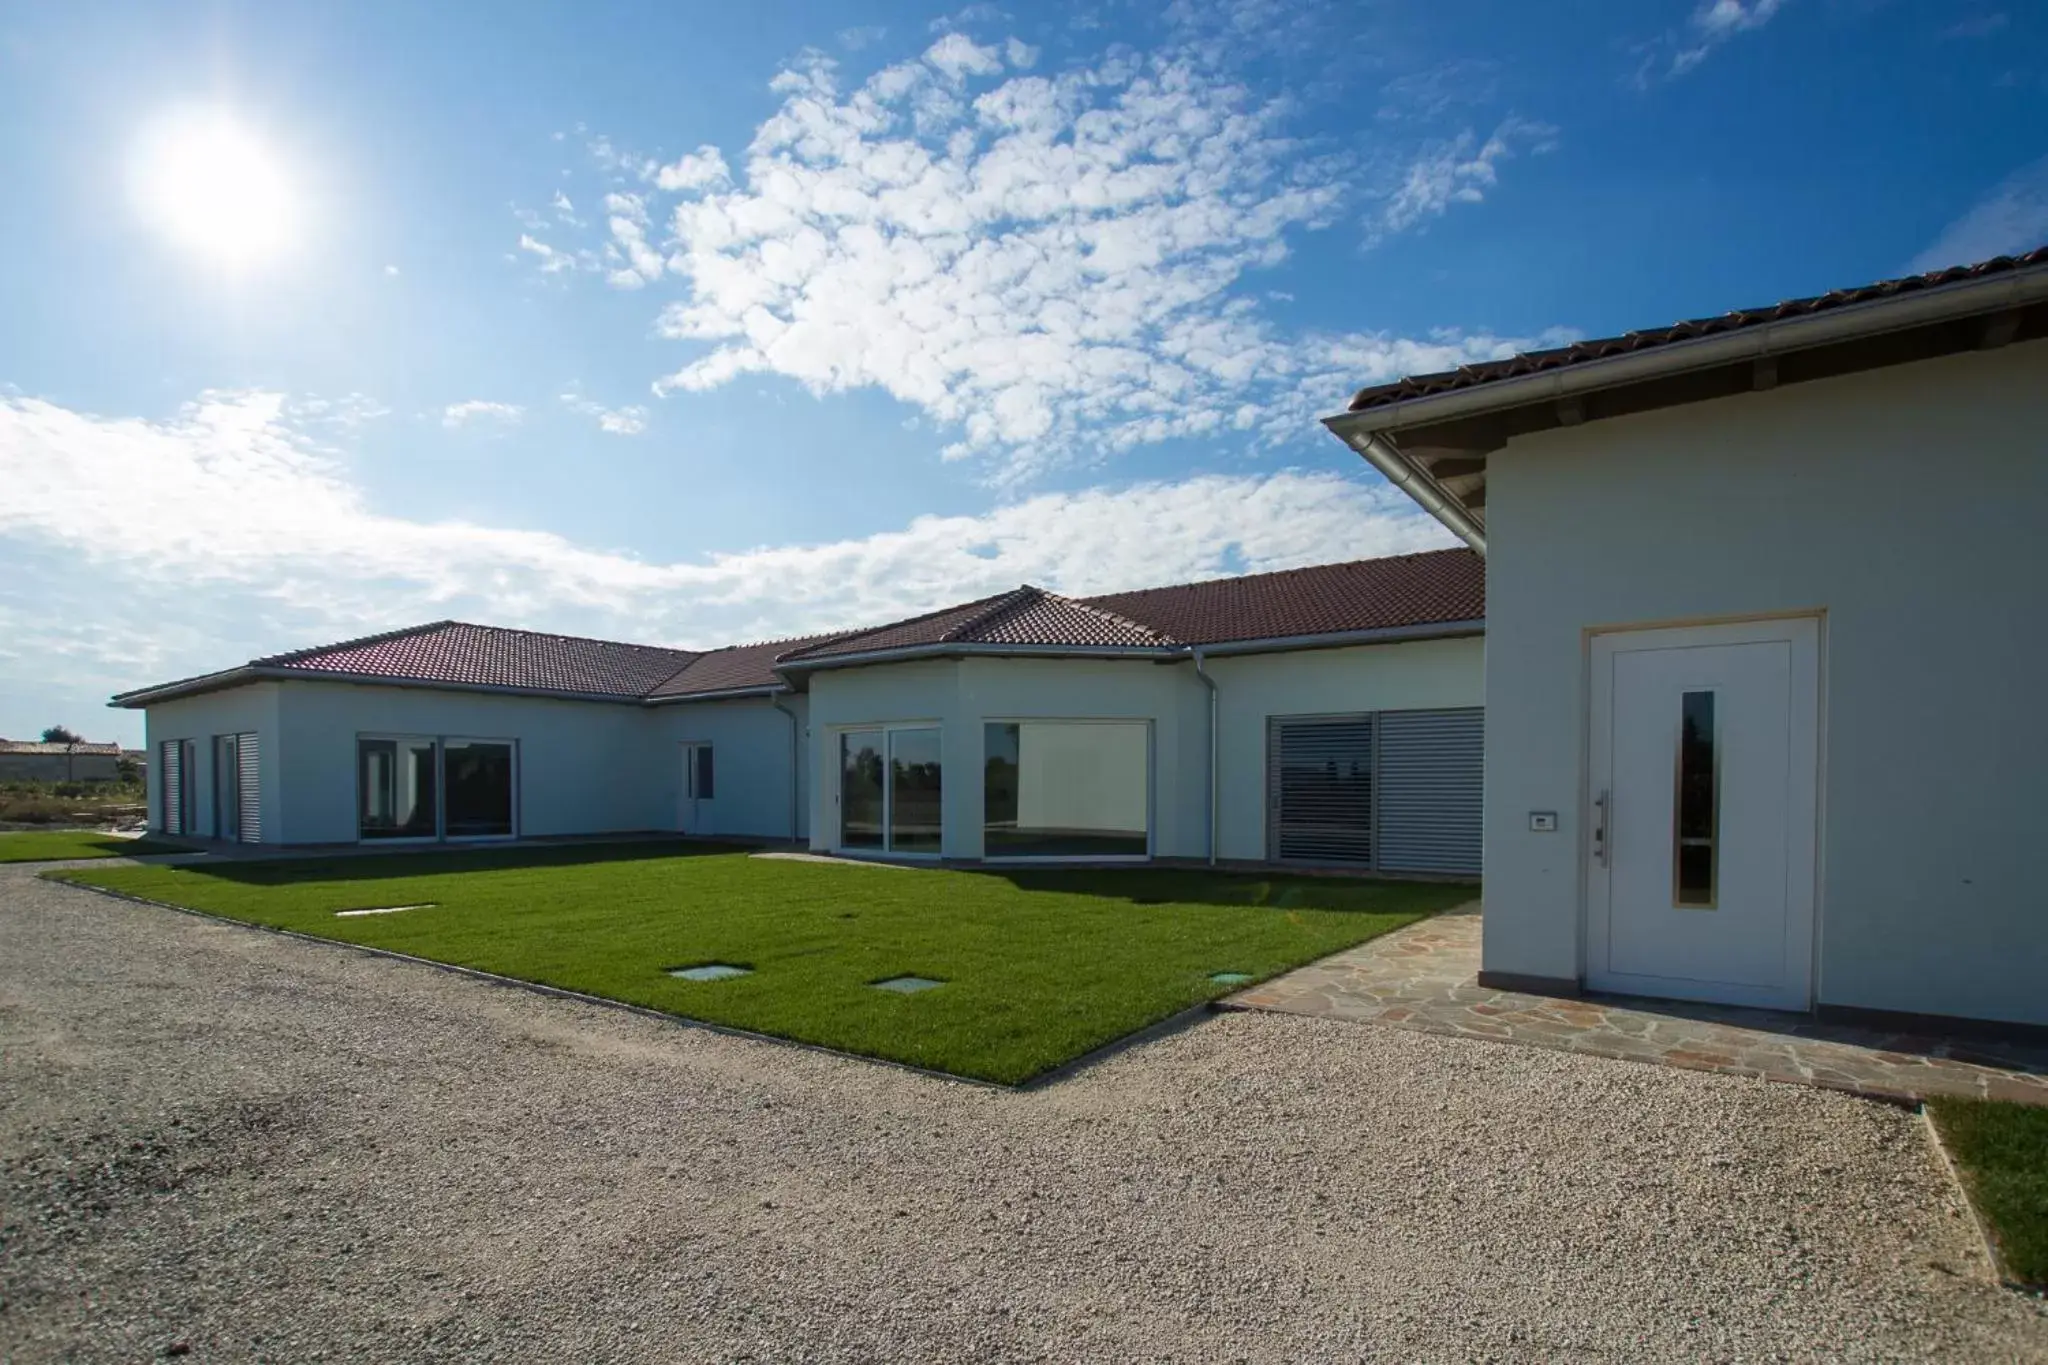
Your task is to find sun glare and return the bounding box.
[133,110,297,270]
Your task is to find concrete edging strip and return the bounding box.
[1920,1104,2019,1290]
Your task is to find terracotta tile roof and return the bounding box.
[778,587,1178,664]
[257,622,701,699]
[116,551,1486,705]
[1084,548,1483,645]
[0,739,123,756]
[646,631,860,698]
[1346,246,2048,413]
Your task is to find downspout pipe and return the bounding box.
[771,696,803,846]
[1345,430,1487,556]
[1189,647,1219,866]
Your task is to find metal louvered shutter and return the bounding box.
[160,739,185,835]
[1267,716,1375,865]
[236,733,261,843]
[1376,708,1483,875]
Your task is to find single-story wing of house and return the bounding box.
[112,551,1488,874]
[1323,245,2047,1033]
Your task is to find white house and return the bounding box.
[1324,245,2048,1033]
[112,552,1487,875]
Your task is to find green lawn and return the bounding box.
[52,845,1470,1084]
[0,830,179,864]
[1929,1097,2048,1288]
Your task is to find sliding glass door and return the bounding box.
[358,735,514,842]
[838,726,941,855]
[359,737,439,840]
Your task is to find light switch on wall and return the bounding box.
[1529,811,1558,832]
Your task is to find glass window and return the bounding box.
[215,734,241,841]
[840,731,885,848]
[984,721,1148,857]
[443,741,514,838]
[1675,691,1717,908]
[888,728,943,854]
[358,738,438,839]
[694,745,715,801]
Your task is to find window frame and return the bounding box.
[354,732,520,845]
[978,717,1154,864]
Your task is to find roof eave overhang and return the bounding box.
[774,642,1177,680]
[1185,619,1485,657]
[641,684,789,706]
[111,667,651,709]
[1321,259,2048,558]
[1325,261,2048,439]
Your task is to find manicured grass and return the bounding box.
[53,845,1471,1084]
[1929,1097,2048,1288]
[0,830,179,864]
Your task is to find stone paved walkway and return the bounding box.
[1226,905,2048,1107]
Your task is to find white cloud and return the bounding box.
[601,35,1554,480]
[441,399,525,429]
[651,145,730,192]
[839,25,887,51]
[0,389,1452,730]
[1655,0,1787,81]
[383,263,401,277]
[1909,154,2048,273]
[560,393,650,435]
[924,32,1006,83]
[1373,118,1557,240]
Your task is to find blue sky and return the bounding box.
[2,0,2044,743]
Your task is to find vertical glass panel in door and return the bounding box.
[443,742,514,838]
[1674,691,1717,908]
[840,731,884,848]
[358,738,438,839]
[888,728,943,854]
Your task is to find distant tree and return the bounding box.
[40,725,83,745]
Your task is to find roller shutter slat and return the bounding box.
[1376,708,1483,875]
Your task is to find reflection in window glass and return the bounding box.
[984,721,1148,857]
[840,731,884,848]
[1675,691,1717,908]
[888,728,943,853]
[443,741,514,838]
[359,738,437,839]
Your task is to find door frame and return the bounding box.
[678,740,712,834]
[830,722,943,860]
[1584,615,1823,1010]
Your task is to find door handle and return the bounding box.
[1593,789,1610,868]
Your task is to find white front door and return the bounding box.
[1587,618,1819,1010]
[679,743,714,835]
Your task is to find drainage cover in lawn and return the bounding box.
[668,963,752,982]
[872,975,943,993]
[1209,971,1255,985]
[335,903,436,918]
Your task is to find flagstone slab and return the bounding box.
[1224,902,2048,1107]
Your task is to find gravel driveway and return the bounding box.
[4,865,2044,1363]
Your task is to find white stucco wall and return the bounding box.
[645,695,809,841]
[1481,338,2048,1026]
[1205,638,1485,862]
[801,641,1484,862]
[272,682,660,844]
[140,684,283,840]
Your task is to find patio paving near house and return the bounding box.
[1227,904,2048,1107]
